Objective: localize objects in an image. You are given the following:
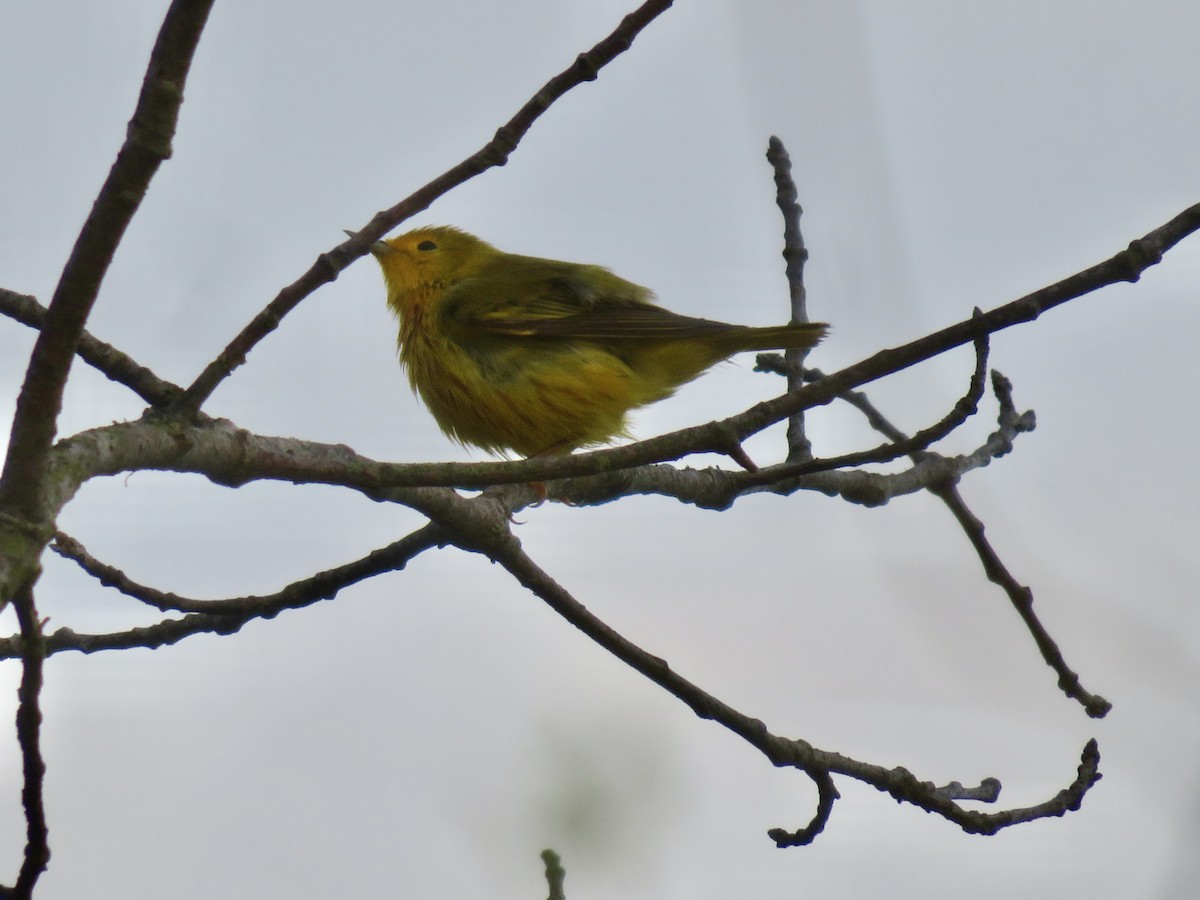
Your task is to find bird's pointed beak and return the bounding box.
[344,229,391,256]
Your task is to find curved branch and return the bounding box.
[448,521,1101,844]
[0,526,445,660]
[174,0,677,414]
[49,525,443,615]
[768,769,840,848]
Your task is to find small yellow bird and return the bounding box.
[367,226,826,457]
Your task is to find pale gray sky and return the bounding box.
[2,2,1199,898]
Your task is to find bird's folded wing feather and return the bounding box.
[444,272,738,342]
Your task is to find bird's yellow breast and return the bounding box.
[398,290,650,456]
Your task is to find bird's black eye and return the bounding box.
[417,240,437,252]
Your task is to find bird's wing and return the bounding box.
[476,303,739,341]
[443,267,737,342]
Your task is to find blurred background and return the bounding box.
[2,1,1199,897]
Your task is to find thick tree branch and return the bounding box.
[7,204,1197,523]
[36,369,1025,540]
[0,0,214,521]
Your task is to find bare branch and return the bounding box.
[32,369,1027,532]
[731,201,1200,451]
[934,475,1112,718]
[0,587,50,899]
[157,201,1200,495]
[0,615,249,661]
[809,367,1110,716]
[0,288,180,406]
[27,191,1177,517]
[554,372,1030,510]
[49,525,443,616]
[0,494,522,660]
[173,0,677,415]
[1,527,445,660]
[448,522,1101,845]
[805,738,1101,836]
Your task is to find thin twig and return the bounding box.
[541,849,566,900]
[457,526,1101,843]
[50,526,443,615]
[0,526,446,660]
[766,136,819,460]
[732,201,1200,451]
[554,372,1031,512]
[0,288,180,406]
[934,473,1111,717]
[821,365,1110,716]
[0,587,51,899]
[755,318,991,479]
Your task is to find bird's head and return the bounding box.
[366,226,493,300]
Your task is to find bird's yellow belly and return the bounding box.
[402,333,661,456]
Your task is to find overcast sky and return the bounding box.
[2,2,1199,898]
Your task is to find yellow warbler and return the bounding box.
[367,226,827,457]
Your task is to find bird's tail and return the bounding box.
[726,321,828,353]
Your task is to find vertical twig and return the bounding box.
[2,588,50,899]
[766,137,817,461]
[541,848,566,900]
